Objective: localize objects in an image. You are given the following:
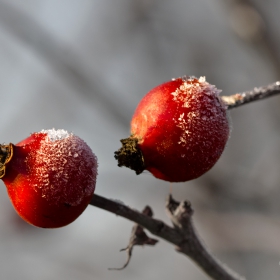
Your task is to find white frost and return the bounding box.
[29,129,98,206]
[41,128,70,141]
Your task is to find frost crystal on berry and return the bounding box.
[29,130,97,206]
[41,128,70,141]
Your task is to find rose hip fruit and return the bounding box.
[115,76,229,182]
[0,129,98,228]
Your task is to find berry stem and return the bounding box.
[114,137,145,175]
[90,194,245,280]
[222,81,280,109]
[0,144,13,179]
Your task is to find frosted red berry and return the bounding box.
[0,129,98,228]
[115,76,230,182]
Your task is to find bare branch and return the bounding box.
[90,194,245,280]
[222,81,280,109]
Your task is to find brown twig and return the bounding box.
[221,81,280,110]
[90,194,245,280]
[109,206,158,270]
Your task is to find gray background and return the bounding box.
[0,0,279,279]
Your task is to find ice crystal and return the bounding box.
[27,129,98,206]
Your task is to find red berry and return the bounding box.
[115,76,229,182]
[0,129,98,228]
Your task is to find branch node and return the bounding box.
[166,194,193,230]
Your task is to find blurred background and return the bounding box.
[0,0,279,279]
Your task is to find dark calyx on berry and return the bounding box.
[0,144,13,179]
[114,137,145,175]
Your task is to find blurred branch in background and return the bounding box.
[224,0,280,77]
[0,1,129,127]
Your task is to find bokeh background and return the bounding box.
[0,0,279,279]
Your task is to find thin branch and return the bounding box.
[221,81,280,109]
[90,194,245,280]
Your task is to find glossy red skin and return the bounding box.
[131,77,230,182]
[3,133,96,228]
